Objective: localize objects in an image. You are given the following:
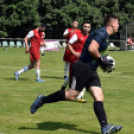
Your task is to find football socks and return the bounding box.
[94,101,108,127]
[41,90,65,104]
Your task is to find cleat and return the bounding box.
[61,86,66,91]
[101,124,122,134]
[41,53,45,56]
[36,78,45,82]
[63,76,68,79]
[76,98,87,103]
[31,94,45,114]
[14,71,19,81]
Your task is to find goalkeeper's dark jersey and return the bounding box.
[80,27,109,70]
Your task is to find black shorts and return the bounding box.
[69,60,101,91]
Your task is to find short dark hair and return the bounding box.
[103,14,118,26]
[81,21,90,30]
[39,24,46,28]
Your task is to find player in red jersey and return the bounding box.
[61,22,91,102]
[127,36,134,45]
[14,24,46,82]
[63,20,81,79]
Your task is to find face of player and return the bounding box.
[38,27,46,32]
[71,21,79,28]
[82,23,91,34]
[112,19,119,33]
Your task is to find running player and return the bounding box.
[31,15,122,134]
[63,20,80,79]
[14,24,46,82]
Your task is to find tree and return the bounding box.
[1,0,134,38]
[0,0,40,38]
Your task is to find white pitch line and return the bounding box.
[0,66,64,73]
[1,65,134,78]
[101,75,134,78]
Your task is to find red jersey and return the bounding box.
[67,28,81,41]
[63,28,81,62]
[127,38,132,44]
[30,30,44,52]
[69,32,89,62]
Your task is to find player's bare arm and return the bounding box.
[67,43,81,58]
[40,41,45,46]
[88,39,101,59]
[24,36,30,53]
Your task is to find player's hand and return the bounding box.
[97,54,108,65]
[69,30,74,33]
[25,46,30,53]
[101,55,108,65]
[74,52,81,58]
[98,54,108,71]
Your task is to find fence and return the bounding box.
[0,38,133,51]
[0,38,67,51]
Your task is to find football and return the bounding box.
[100,55,115,72]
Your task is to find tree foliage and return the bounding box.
[0,0,134,38]
[0,0,40,38]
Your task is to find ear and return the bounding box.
[111,22,115,27]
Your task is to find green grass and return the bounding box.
[0,47,134,134]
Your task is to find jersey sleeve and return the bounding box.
[69,34,78,44]
[92,31,107,46]
[63,29,69,35]
[26,31,34,38]
[42,32,45,38]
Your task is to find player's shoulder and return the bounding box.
[91,27,108,39]
[32,29,36,32]
[76,29,81,33]
[68,28,73,31]
[95,27,107,36]
[76,31,87,38]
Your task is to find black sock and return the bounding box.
[94,101,108,127]
[41,90,65,104]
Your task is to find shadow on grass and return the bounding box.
[19,121,100,134]
[5,77,29,81]
[42,75,63,79]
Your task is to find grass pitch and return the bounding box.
[0,47,134,134]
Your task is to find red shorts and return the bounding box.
[30,51,40,61]
[63,48,71,63]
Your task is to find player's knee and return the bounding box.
[37,60,41,66]
[29,64,34,69]
[65,92,77,101]
[94,94,104,101]
[70,96,76,101]
[100,94,104,101]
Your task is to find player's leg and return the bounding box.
[61,78,87,103]
[63,48,71,79]
[76,88,87,103]
[14,53,35,81]
[61,76,69,90]
[35,59,45,82]
[88,86,122,134]
[14,62,35,81]
[70,62,87,103]
[64,62,69,79]
[31,88,80,114]
[31,61,87,114]
[40,46,45,56]
[61,62,73,90]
